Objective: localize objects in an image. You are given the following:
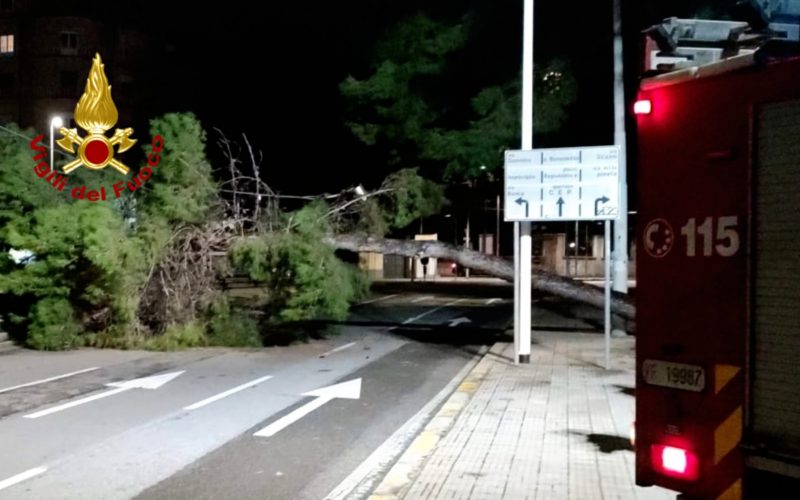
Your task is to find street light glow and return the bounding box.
[49,116,63,173]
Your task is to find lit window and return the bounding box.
[0,34,14,55]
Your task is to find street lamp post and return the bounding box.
[496,194,500,256]
[514,0,534,364]
[49,116,63,172]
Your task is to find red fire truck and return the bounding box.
[635,14,800,500]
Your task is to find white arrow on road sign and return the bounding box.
[253,378,362,438]
[23,371,185,419]
[448,317,472,327]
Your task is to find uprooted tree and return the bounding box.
[0,12,632,350]
[0,112,631,350]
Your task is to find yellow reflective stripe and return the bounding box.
[716,478,742,500]
[715,364,741,395]
[714,406,743,465]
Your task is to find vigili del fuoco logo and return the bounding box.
[29,53,164,201]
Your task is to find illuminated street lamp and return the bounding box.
[50,116,63,172]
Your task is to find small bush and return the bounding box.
[207,297,261,347]
[80,329,142,350]
[144,321,207,351]
[26,298,81,350]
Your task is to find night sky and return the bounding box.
[126,1,740,195]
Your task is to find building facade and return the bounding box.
[0,0,159,132]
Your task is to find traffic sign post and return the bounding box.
[505,145,621,369]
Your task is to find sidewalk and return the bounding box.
[370,332,674,500]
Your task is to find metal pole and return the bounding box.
[612,0,629,294]
[49,123,55,172]
[496,194,501,256]
[564,222,570,278]
[520,222,532,364]
[574,220,579,276]
[514,222,520,364]
[604,219,611,370]
[464,214,471,278]
[516,0,534,364]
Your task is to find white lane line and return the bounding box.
[25,371,184,419]
[25,388,128,419]
[486,298,501,305]
[0,467,47,492]
[184,375,273,411]
[401,299,464,325]
[320,342,357,358]
[359,294,399,305]
[0,367,99,395]
[324,346,488,500]
[411,295,433,303]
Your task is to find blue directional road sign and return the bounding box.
[503,146,620,222]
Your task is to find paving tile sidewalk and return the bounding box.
[370,332,675,500]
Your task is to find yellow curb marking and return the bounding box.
[458,381,478,393]
[367,353,496,500]
[409,431,440,454]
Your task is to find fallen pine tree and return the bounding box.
[324,234,635,321]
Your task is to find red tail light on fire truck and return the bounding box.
[633,99,652,115]
[650,444,700,482]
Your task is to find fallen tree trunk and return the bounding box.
[325,234,635,321]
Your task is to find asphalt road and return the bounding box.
[0,281,531,500]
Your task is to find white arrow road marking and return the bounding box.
[184,375,273,411]
[401,299,464,325]
[486,298,501,305]
[23,370,185,419]
[411,295,433,303]
[448,317,472,327]
[320,342,357,358]
[0,367,99,394]
[253,378,362,438]
[0,467,47,492]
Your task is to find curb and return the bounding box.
[367,342,502,500]
[0,330,20,353]
[0,341,17,353]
